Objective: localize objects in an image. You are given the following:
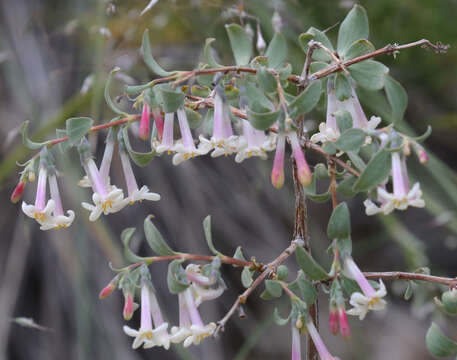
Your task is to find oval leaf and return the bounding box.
[203,215,220,255]
[327,202,351,239]
[122,127,155,167]
[247,109,280,131]
[295,246,329,281]
[158,87,185,114]
[241,267,254,288]
[289,80,322,116]
[203,38,222,68]
[144,216,176,256]
[167,260,190,294]
[335,73,352,101]
[337,4,369,55]
[265,32,287,69]
[384,75,408,124]
[256,67,277,93]
[426,323,457,358]
[105,67,127,115]
[142,29,174,76]
[66,117,93,147]
[353,149,391,192]
[225,24,252,66]
[121,227,146,263]
[20,121,48,150]
[348,60,389,91]
[334,128,365,152]
[299,27,334,62]
[344,39,375,60]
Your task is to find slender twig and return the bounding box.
[309,39,449,81]
[144,253,258,269]
[215,238,303,335]
[363,271,457,287]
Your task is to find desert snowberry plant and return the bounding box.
[10,4,457,359]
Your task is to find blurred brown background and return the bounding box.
[0,1,456,359]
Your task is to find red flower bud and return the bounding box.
[11,180,26,203]
[329,308,339,335]
[338,307,351,339]
[139,103,150,141]
[99,282,116,299]
[123,292,134,320]
[152,108,164,141]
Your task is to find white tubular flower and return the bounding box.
[170,288,216,347]
[80,154,127,221]
[311,81,340,144]
[123,283,170,350]
[169,292,193,344]
[201,91,241,158]
[182,288,216,347]
[45,173,75,230]
[235,120,277,163]
[364,152,425,216]
[78,129,115,188]
[172,108,211,165]
[306,319,341,360]
[344,257,387,320]
[119,142,160,204]
[312,80,381,145]
[21,166,56,230]
[154,112,175,154]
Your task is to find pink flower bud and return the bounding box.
[329,308,338,335]
[11,180,26,203]
[271,134,285,189]
[152,108,164,141]
[99,278,117,299]
[123,292,134,320]
[289,132,311,187]
[338,307,351,339]
[418,149,428,164]
[139,103,150,140]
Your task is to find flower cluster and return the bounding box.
[19,128,160,230]
[104,262,225,351]
[21,149,75,230]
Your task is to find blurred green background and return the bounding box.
[0,1,456,359]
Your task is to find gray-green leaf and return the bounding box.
[256,67,277,93]
[167,260,190,294]
[295,246,329,280]
[203,38,222,68]
[247,109,280,131]
[144,216,176,256]
[66,117,93,147]
[337,4,369,55]
[265,32,287,69]
[20,121,48,150]
[203,215,219,255]
[327,202,351,239]
[142,29,174,76]
[121,228,145,263]
[344,39,375,60]
[384,75,408,124]
[426,323,457,358]
[348,60,389,91]
[334,128,365,152]
[225,24,252,66]
[353,149,391,192]
[289,80,322,116]
[122,127,155,167]
[335,73,352,101]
